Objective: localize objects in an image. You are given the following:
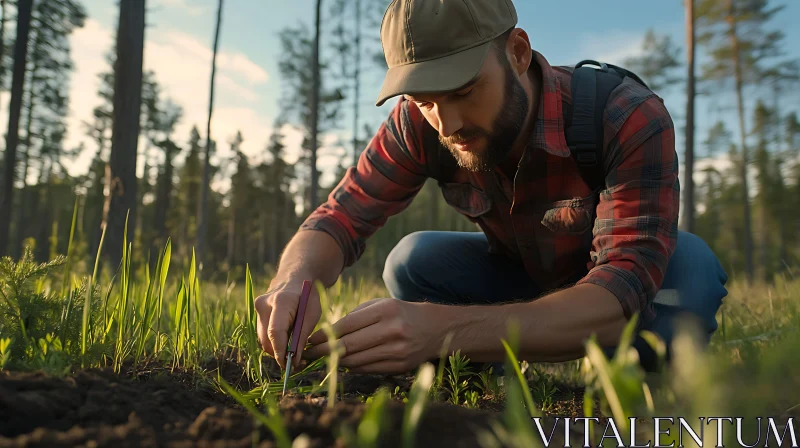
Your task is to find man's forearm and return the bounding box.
[429,283,630,363]
[272,230,345,288]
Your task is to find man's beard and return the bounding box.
[439,62,530,172]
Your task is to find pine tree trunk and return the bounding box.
[152,142,174,260]
[727,0,754,283]
[0,0,7,88]
[102,0,146,269]
[272,195,286,267]
[197,0,223,269]
[771,86,790,271]
[258,208,266,269]
[226,211,234,267]
[13,37,40,258]
[680,0,696,234]
[352,0,361,168]
[0,0,34,256]
[137,138,150,259]
[309,0,322,209]
[33,157,52,260]
[756,146,770,282]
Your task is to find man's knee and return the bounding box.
[382,231,432,300]
[657,231,729,337]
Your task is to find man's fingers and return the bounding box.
[348,359,412,375]
[349,298,384,314]
[307,301,384,346]
[268,295,296,370]
[338,341,406,369]
[304,321,383,360]
[254,296,273,355]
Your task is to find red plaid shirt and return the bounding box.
[301,51,679,325]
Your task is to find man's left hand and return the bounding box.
[301,298,438,374]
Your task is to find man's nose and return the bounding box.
[434,105,463,138]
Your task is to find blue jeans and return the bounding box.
[382,231,728,372]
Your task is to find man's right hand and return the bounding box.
[254,279,322,370]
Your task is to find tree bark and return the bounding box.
[352,0,361,168]
[258,207,266,268]
[727,0,754,283]
[102,0,146,269]
[680,0,696,234]
[0,0,34,256]
[152,141,175,259]
[310,0,322,209]
[0,0,8,90]
[137,138,151,260]
[13,28,41,258]
[226,210,234,267]
[196,0,223,269]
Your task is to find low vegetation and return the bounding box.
[0,216,798,447]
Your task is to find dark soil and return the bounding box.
[0,358,587,447]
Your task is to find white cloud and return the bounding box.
[157,0,209,17]
[578,30,647,66]
[217,75,259,102]
[62,18,115,175]
[218,52,269,84]
[38,13,351,207]
[160,31,269,84]
[60,18,273,178]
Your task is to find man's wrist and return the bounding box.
[423,301,512,363]
[270,265,316,290]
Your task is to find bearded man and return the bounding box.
[255,0,729,375]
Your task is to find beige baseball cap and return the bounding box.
[376,0,518,107]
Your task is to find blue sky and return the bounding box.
[54,0,800,196]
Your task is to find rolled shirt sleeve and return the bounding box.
[576,95,679,326]
[300,99,429,269]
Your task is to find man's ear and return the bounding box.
[506,28,532,77]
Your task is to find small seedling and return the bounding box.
[474,366,501,397]
[392,385,408,402]
[529,369,558,413]
[464,390,480,408]
[0,338,11,369]
[446,349,472,405]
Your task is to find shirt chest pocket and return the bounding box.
[536,191,598,235]
[439,182,492,218]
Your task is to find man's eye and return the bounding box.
[417,102,433,110]
[454,88,473,98]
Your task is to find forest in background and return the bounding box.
[0,0,797,287]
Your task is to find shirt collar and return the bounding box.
[527,51,571,158]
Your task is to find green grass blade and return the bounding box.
[173,278,187,368]
[61,197,79,299]
[357,388,390,448]
[402,363,435,448]
[501,339,540,418]
[218,377,292,448]
[154,242,172,355]
[584,339,626,426]
[245,264,256,344]
[82,216,108,365]
[136,250,158,363]
[189,247,200,364]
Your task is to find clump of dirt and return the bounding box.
[0,366,504,447]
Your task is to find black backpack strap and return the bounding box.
[566,60,628,192]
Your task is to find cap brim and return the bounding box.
[375,42,492,107]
